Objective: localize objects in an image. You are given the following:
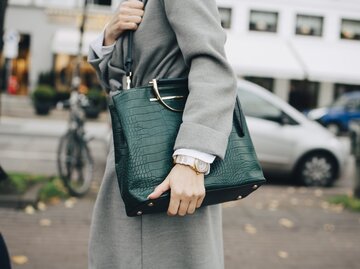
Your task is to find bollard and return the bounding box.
[349,120,360,199]
[0,165,8,182]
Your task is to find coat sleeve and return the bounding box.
[88,34,127,93]
[162,0,237,159]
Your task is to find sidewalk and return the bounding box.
[0,183,359,269]
[0,116,110,141]
[0,93,110,140]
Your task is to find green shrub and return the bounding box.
[0,173,48,195]
[39,178,69,201]
[86,88,105,106]
[0,173,69,202]
[38,71,55,87]
[32,85,56,102]
[329,194,360,212]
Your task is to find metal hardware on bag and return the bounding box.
[149,79,184,112]
[149,96,184,102]
[137,211,143,216]
[252,185,258,190]
[125,73,132,90]
[148,202,154,207]
[237,195,243,200]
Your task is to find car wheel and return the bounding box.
[296,153,337,187]
[326,123,341,136]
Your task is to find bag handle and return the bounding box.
[124,31,134,89]
[149,79,184,112]
[124,0,143,89]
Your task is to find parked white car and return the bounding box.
[237,80,350,187]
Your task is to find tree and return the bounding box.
[0,0,8,52]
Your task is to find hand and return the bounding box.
[148,164,206,216]
[104,0,144,46]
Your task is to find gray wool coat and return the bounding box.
[88,0,237,268]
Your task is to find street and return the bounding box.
[2,0,360,268]
[0,116,359,269]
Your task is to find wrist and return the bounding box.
[174,163,203,176]
[103,29,117,46]
[173,155,210,175]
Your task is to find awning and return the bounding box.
[290,38,360,85]
[52,29,100,56]
[225,34,306,80]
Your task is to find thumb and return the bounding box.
[147,178,170,199]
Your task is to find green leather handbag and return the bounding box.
[108,32,266,217]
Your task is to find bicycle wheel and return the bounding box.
[57,132,94,196]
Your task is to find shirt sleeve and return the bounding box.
[162,0,237,159]
[173,149,216,164]
[89,30,116,59]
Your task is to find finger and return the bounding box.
[196,194,205,208]
[117,22,138,31]
[178,200,190,217]
[124,0,144,9]
[123,15,142,24]
[148,178,170,199]
[187,199,197,215]
[167,195,180,216]
[120,7,144,16]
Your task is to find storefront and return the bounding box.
[1,33,31,95]
[52,29,101,94]
[54,54,99,94]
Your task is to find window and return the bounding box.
[249,10,278,33]
[348,100,360,111]
[341,19,360,40]
[296,14,323,37]
[244,76,274,92]
[239,88,283,122]
[218,7,232,29]
[289,80,319,111]
[334,83,360,99]
[93,0,112,6]
[4,33,31,95]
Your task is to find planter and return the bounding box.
[85,88,104,119]
[32,85,56,115]
[84,105,101,119]
[34,101,52,115]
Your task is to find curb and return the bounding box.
[0,183,43,209]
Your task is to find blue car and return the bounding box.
[307,91,360,134]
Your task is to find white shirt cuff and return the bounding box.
[173,149,216,164]
[89,29,116,59]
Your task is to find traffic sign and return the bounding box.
[3,29,19,59]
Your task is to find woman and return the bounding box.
[88,0,237,268]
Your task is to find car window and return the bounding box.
[238,88,282,120]
[346,99,360,111]
[332,95,349,108]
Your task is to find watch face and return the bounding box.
[195,159,209,173]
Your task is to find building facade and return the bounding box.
[3,0,120,94]
[3,0,360,111]
[217,0,360,110]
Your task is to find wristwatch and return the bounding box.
[173,155,210,175]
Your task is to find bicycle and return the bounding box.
[57,0,94,197]
[57,87,94,197]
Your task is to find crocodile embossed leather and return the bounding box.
[109,77,266,217]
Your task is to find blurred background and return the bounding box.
[0,0,359,268]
